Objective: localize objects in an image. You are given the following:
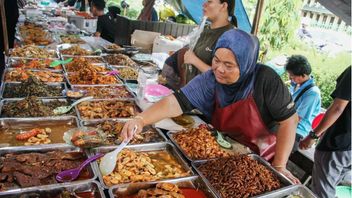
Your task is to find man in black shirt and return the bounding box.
[300,66,351,198]
[91,0,117,43]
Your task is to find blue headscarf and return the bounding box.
[214,29,260,106]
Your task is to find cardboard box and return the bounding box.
[131,30,161,53]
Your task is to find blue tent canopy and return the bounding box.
[167,0,252,33]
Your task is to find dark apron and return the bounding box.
[211,96,276,160]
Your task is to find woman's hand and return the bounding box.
[183,50,197,65]
[121,117,144,141]
[274,166,301,184]
[299,136,316,150]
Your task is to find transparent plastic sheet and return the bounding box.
[63,127,108,148]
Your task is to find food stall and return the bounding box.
[0,0,318,197]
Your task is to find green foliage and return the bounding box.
[126,8,139,19]
[258,0,302,51]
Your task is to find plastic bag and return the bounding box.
[63,127,107,148]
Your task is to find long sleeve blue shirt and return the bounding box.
[290,77,321,137]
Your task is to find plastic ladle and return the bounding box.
[50,58,73,67]
[53,96,93,115]
[56,153,104,182]
[99,126,138,176]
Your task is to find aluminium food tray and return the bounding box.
[90,142,195,189]
[192,154,294,198]
[109,176,217,198]
[0,145,97,195]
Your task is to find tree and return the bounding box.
[258,0,302,51]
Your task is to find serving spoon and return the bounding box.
[56,153,103,182]
[99,126,138,176]
[53,96,93,115]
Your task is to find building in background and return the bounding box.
[301,0,351,34]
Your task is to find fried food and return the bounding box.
[19,23,53,45]
[73,86,133,99]
[11,45,55,58]
[102,149,189,186]
[67,69,120,85]
[5,69,63,83]
[77,100,138,119]
[89,120,162,144]
[60,46,91,56]
[104,54,137,67]
[136,183,185,198]
[198,155,282,198]
[117,67,138,80]
[64,57,109,72]
[60,35,85,44]
[10,59,61,70]
[1,96,75,117]
[3,76,63,98]
[173,124,230,160]
[17,128,52,146]
[106,44,122,50]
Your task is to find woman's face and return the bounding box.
[212,48,240,85]
[203,0,227,20]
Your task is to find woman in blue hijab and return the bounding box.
[122,29,300,184]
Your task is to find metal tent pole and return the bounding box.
[251,0,265,35]
[0,0,9,56]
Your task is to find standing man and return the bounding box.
[91,0,117,43]
[300,66,351,198]
[285,55,321,151]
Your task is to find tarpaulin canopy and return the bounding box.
[165,0,252,33]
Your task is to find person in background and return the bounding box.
[122,29,300,184]
[138,0,158,22]
[91,0,118,43]
[285,55,321,151]
[0,0,19,81]
[300,66,351,198]
[161,0,236,90]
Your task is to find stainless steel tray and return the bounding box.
[255,185,317,198]
[192,154,294,198]
[81,119,168,145]
[0,180,105,198]
[0,145,96,194]
[90,142,195,189]
[167,130,251,163]
[2,68,64,83]
[58,43,94,56]
[0,116,79,149]
[9,48,58,59]
[0,98,76,118]
[70,84,136,99]
[111,66,138,83]
[6,57,62,71]
[75,98,141,121]
[65,72,123,87]
[62,62,110,74]
[109,176,217,198]
[61,55,105,64]
[0,82,67,99]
